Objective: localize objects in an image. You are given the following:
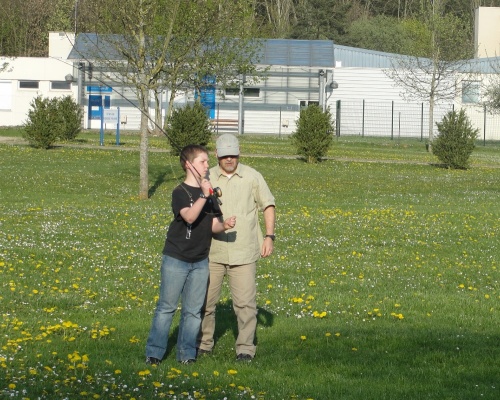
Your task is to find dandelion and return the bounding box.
[228,369,238,375]
[213,370,220,377]
[300,335,306,341]
[129,335,140,343]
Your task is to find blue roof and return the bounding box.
[258,39,335,67]
[333,45,401,68]
[68,34,335,67]
[68,33,497,73]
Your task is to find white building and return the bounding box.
[2,8,500,140]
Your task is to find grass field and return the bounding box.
[1,134,499,399]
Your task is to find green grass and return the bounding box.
[1,136,499,399]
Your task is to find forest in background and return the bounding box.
[2,0,500,59]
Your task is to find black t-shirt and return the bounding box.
[162,184,222,263]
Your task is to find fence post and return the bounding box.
[420,103,424,142]
[483,104,487,146]
[336,100,341,137]
[362,99,365,137]
[391,101,394,140]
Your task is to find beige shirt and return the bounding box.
[209,162,275,265]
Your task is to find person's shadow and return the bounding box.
[208,301,274,348]
[163,303,274,359]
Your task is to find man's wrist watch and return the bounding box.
[265,234,275,241]
[199,193,207,199]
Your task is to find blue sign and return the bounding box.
[87,86,112,93]
[89,95,111,120]
[198,76,216,119]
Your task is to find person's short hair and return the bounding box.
[180,144,208,171]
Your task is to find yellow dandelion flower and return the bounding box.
[227,369,238,375]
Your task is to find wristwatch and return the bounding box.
[265,234,275,241]
[199,193,207,199]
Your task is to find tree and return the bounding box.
[165,102,213,156]
[385,1,474,151]
[288,0,352,41]
[433,109,478,169]
[76,0,260,200]
[343,15,414,54]
[291,104,335,163]
[254,0,297,38]
[23,95,83,149]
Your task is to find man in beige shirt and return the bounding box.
[198,134,276,361]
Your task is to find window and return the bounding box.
[300,100,319,109]
[19,81,39,89]
[51,81,71,90]
[462,81,480,104]
[225,88,260,97]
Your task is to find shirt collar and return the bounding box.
[215,163,243,178]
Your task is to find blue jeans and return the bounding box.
[146,255,209,362]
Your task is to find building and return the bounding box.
[2,8,500,140]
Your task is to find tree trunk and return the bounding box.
[139,87,149,200]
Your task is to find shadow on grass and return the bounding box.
[162,302,274,360]
[210,301,274,348]
[148,167,181,198]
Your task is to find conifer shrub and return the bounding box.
[291,104,335,163]
[57,96,84,141]
[23,95,82,149]
[165,102,213,155]
[433,109,478,169]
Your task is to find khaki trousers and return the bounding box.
[199,261,257,356]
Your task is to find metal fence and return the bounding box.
[334,99,500,143]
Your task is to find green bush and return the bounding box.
[23,95,82,149]
[165,102,213,155]
[433,109,478,169]
[291,104,335,163]
[57,96,83,141]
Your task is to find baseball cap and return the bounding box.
[216,134,240,157]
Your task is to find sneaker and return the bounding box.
[197,348,211,357]
[236,353,253,362]
[179,359,196,365]
[146,356,161,365]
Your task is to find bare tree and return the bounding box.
[385,0,473,151]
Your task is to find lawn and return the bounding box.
[1,135,499,399]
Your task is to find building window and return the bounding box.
[300,100,319,109]
[19,81,39,89]
[51,81,71,90]
[225,88,260,97]
[462,81,480,104]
